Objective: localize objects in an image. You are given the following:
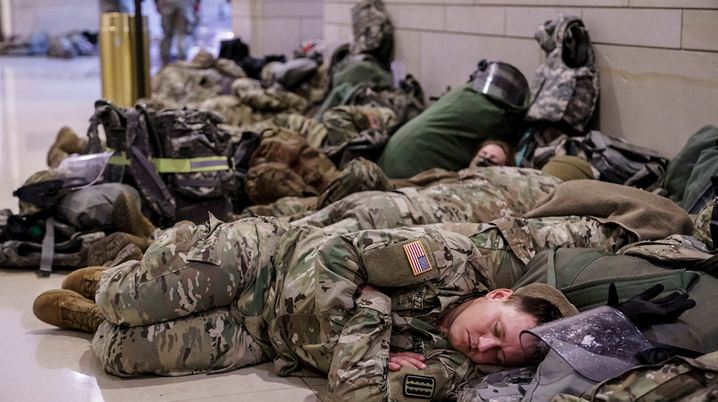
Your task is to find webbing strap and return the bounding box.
[546,248,557,288]
[39,218,54,276]
[109,154,229,173]
[710,176,718,248]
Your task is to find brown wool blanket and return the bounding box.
[524,180,693,240]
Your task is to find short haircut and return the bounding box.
[505,294,563,364]
[503,293,563,325]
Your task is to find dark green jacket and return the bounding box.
[663,125,718,212]
[378,84,522,178]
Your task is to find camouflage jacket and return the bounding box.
[94,208,633,398]
[262,214,629,401]
[247,223,494,401]
[551,350,718,402]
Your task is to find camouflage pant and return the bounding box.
[159,0,193,64]
[92,216,283,376]
[91,212,632,379]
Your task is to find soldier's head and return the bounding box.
[446,286,576,366]
[471,140,514,167]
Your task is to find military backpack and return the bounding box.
[86,100,236,224]
[526,15,599,134]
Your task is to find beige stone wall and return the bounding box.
[324,0,718,157]
[231,0,324,57]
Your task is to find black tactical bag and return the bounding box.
[86,100,235,224]
[582,130,669,191]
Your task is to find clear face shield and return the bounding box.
[471,60,530,111]
[521,306,654,382]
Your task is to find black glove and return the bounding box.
[607,283,696,328]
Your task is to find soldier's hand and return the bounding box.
[607,283,696,328]
[388,352,426,371]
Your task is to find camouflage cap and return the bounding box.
[514,283,578,318]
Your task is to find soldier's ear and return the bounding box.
[486,288,514,300]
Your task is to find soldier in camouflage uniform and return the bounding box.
[238,163,568,223]
[293,166,563,234]
[80,208,637,393]
[35,176,690,399]
[244,112,328,148]
[148,50,247,108]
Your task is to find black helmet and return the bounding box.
[471,60,530,111]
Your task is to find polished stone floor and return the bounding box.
[0,56,327,401]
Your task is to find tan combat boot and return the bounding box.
[46,126,88,168]
[62,266,105,300]
[33,289,104,333]
[86,232,149,266]
[112,192,156,238]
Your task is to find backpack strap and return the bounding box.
[38,217,54,276]
[124,109,176,220]
[546,247,557,288]
[710,175,718,248]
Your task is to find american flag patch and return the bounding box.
[403,241,432,276]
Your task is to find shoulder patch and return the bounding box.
[404,374,435,399]
[403,240,432,276]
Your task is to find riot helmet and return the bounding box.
[471,60,530,111]
[521,306,654,382]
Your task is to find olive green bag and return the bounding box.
[513,247,718,352]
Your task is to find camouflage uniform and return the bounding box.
[525,16,599,133]
[692,201,714,249]
[158,0,195,65]
[245,127,339,204]
[321,105,397,147]
[150,56,246,107]
[350,0,393,58]
[91,209,634,400]
[238,160,456,220]
[294,166,562,233]
[247,113,328,148]
[236,86,308,121]
[238,196,318,222]
[198,95,254,127]
[550,351,718,402]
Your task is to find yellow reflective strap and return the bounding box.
[153,156,229,173]
[108,153,229,173]
[109,154,130,166]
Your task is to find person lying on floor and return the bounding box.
[239,155,594,226]
[33,181,692,400]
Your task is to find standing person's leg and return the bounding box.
[174,0,194,61]
[159,1,178,64]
